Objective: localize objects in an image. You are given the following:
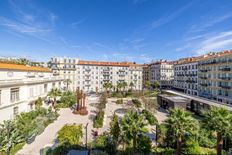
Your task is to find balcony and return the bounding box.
[199,69,209,72]
[199,76,207,79]
[219,68,231,72]
[200,83,209,87]
[218,77,231,80]
[219,85,231,89]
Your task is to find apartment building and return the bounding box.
[150,60,174,88]
[51,57,143,92]
[0,62,63,123]
[142,64,150,86]
[51,57,79,91]
[173,57,199,96]
[198,50,232,104]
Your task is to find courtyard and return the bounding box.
[16,94,167,155]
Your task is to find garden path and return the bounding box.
[17,96,98,155]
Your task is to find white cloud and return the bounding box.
[152,1,195,29]
[196,30,232,54]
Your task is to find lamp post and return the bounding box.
[85,123,89,149]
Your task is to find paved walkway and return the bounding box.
[16,96,167,155]
[17,97,98,155]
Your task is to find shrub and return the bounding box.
[132,99,141,108]
[35,97,43,108]
[116,99,123,104]
[142,109,158,125]
[152,147,175,155]
[93,111,105,128]
[137,135,152,153]
[95,134,107,150]
[0,107,58,154]
[58,91,76,108]
[57,124,83,146]
[97,94,107,110]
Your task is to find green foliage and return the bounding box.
[0,107,58,155]
[131,99,141,108]
[58,91,76,108]
[93,111,105,128]
[97,94,107,110]
[152,147,175,155]
[116,99,123,104]
[143,80,151,90]
[9,142,25,155]
[152,80,160,89]
[95,134,107,150]
[110,114,120,142]
[137,135,152,154]
[142,109,158,125]
[121,111,148,150]
[35,97,43,108]
[48,88,62,99]
[57,124,83,146]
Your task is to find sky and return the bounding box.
[0,0,232,63]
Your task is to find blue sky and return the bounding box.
[0,0,232,63]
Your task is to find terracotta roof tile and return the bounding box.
[0,63,51,72]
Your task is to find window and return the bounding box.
[11,88,19,102]
[13,106,19,116]
[44,84,48,93]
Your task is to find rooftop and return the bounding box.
[78,60,142,67]
[0,62,51,72]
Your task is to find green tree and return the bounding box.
[129,82,134,91]
[0,120,20,155]
[48,88,62,110]
[152,80,160,90]
[137,135,152,154]
[165,108,198,155]
[57,124,83,145]
[117,82,123,92]
[35,97,43,109]
[203,107,232,155]
[122,81,128,91]
[103,82,113,93]
[121,111,148,152]
[64,79,72,90]
[110,114,120,143]
[143,80,150,90]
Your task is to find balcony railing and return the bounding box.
[218,77,231,80]
[219,68,231,72]
[219,85,231,89]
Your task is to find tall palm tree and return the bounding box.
[121,110,148,152]
[48,88,62,110]
[103,82,113,93]
[117,82,123,92]
[203,107,232,155]
[165,108,198,155]
[153,80,160,90]
[64,79,72,90]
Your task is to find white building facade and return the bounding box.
[149,60,174,88]
[173,58,199,96]
[0,63,63,123]
[51,58,143,92]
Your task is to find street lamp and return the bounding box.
[85,123,89,149]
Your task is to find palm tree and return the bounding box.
[64,79,72,90]
[121,110,148,152]
[103,82,113,93]
[48,88,62,110]
[203,107,232,155]
[129,82,134,91]
[122,81,128,91]
[152,80,160,90]
[117,82,123,92]
[143,80,150,90]
[165,108,198,155]
[0,120,19,155]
